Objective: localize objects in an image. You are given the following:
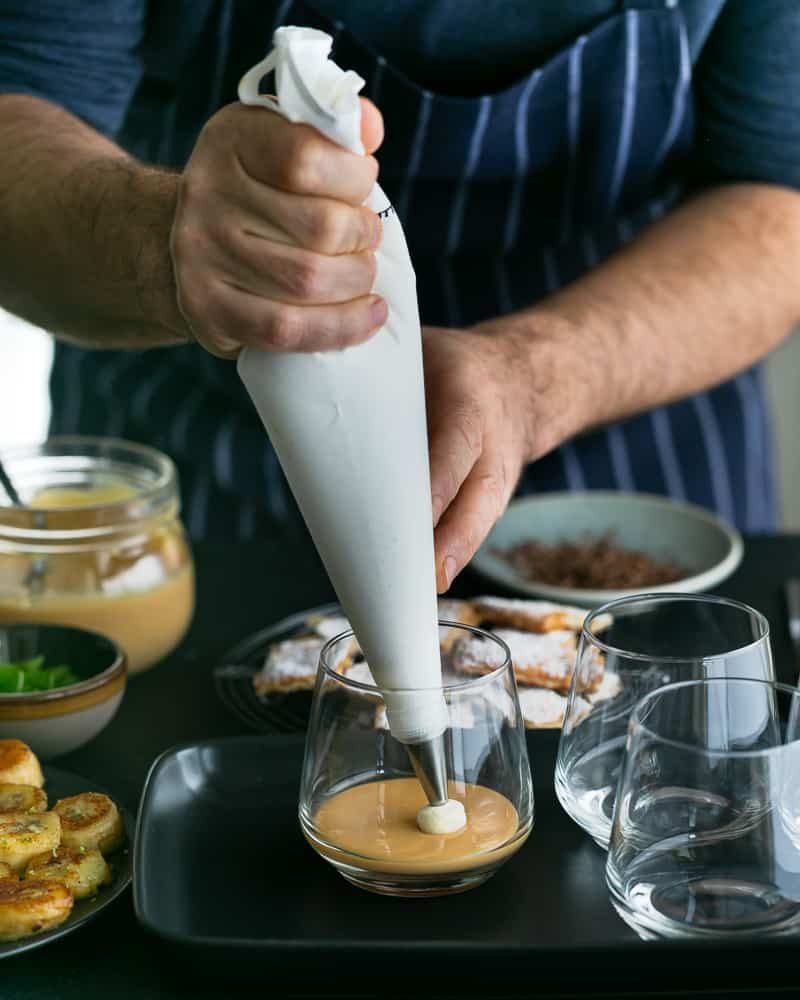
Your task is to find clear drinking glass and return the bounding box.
[555,594,773,848]
[299,623,534,897]
[607,678,800,939]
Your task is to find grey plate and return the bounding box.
[472,491,744,607]
[213,602,340,733]
[0,766,134,960]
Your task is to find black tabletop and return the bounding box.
[4,534,800,999]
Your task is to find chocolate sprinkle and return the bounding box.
[497,532,685,590]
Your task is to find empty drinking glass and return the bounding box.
[607,678,800,939]
[555,594,773,848]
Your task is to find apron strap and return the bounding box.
[619,0,678,9]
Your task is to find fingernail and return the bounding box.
[443,555,457,590]
[370,296,388,330]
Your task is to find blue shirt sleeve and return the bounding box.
[694,0,800,189]
[0,0,147,138]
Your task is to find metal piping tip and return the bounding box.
[405,736,448,806]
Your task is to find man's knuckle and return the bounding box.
[360,251,378,288]
[288,255,323,300]
[203,105,233,135]
[360,208,379,246]
[266,305,301,349]
[196,118,222,153]
[352,158,378,199]
[304,203,341,250]
[285,136,322,192]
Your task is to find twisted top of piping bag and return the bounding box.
[239,26,366,154]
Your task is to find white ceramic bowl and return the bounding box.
[471,491,744,608]
[0,624,126,759]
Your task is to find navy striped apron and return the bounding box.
[50,0,778,540]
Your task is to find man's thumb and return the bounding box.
[359,98,384,155]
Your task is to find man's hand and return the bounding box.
[424,184,800,593]
[171,98,386,357]
[424,325,551,592]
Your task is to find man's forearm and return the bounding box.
[0,94,188,347]
[491,183,800,457]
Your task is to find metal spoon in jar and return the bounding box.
[0,455,47,592]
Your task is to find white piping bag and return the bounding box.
[237,28,448,796]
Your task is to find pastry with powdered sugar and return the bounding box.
[253,636,354,695]
[516,688,590,729]
[473,596,611,634]
[450,628,603,693]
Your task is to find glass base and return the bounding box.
[338,867,494,897]
[608,875,800,940]
[302,819,531,898]
[554,769,613,849]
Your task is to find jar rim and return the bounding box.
[0,436,179,543]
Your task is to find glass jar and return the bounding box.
[0,437,195,674]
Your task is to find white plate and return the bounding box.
[471,491,744,607]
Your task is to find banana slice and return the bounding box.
[0,879,73,941]
[25,846,111,900]
[0,783,48,815]
[0,740,43,788]
[0,862,16,881]
[0,812,61,873]
[53,793,124,855]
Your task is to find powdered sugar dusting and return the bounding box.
[437,599,478,624]
[516,687,567,725]
[587,671,622,704]
[253,637,322,693]
[262,637,322,679]
[475,596,587,628]
[475,596,613,635]
[495,629,577,679]
[308,614,351,641]
[516,688,590,727]
[450,634,509,673]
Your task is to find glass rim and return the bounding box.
[318,620,513,694]
[582,592,770,664]
[630,677,800,758]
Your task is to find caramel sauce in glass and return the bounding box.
[310,777,525,876]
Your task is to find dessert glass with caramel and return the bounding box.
[299,623,533,897]
[0,437,194,674]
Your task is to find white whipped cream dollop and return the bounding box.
[416,799,467,835]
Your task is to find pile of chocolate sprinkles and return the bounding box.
[498,533,685,590]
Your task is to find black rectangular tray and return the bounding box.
[133,733,799,997]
